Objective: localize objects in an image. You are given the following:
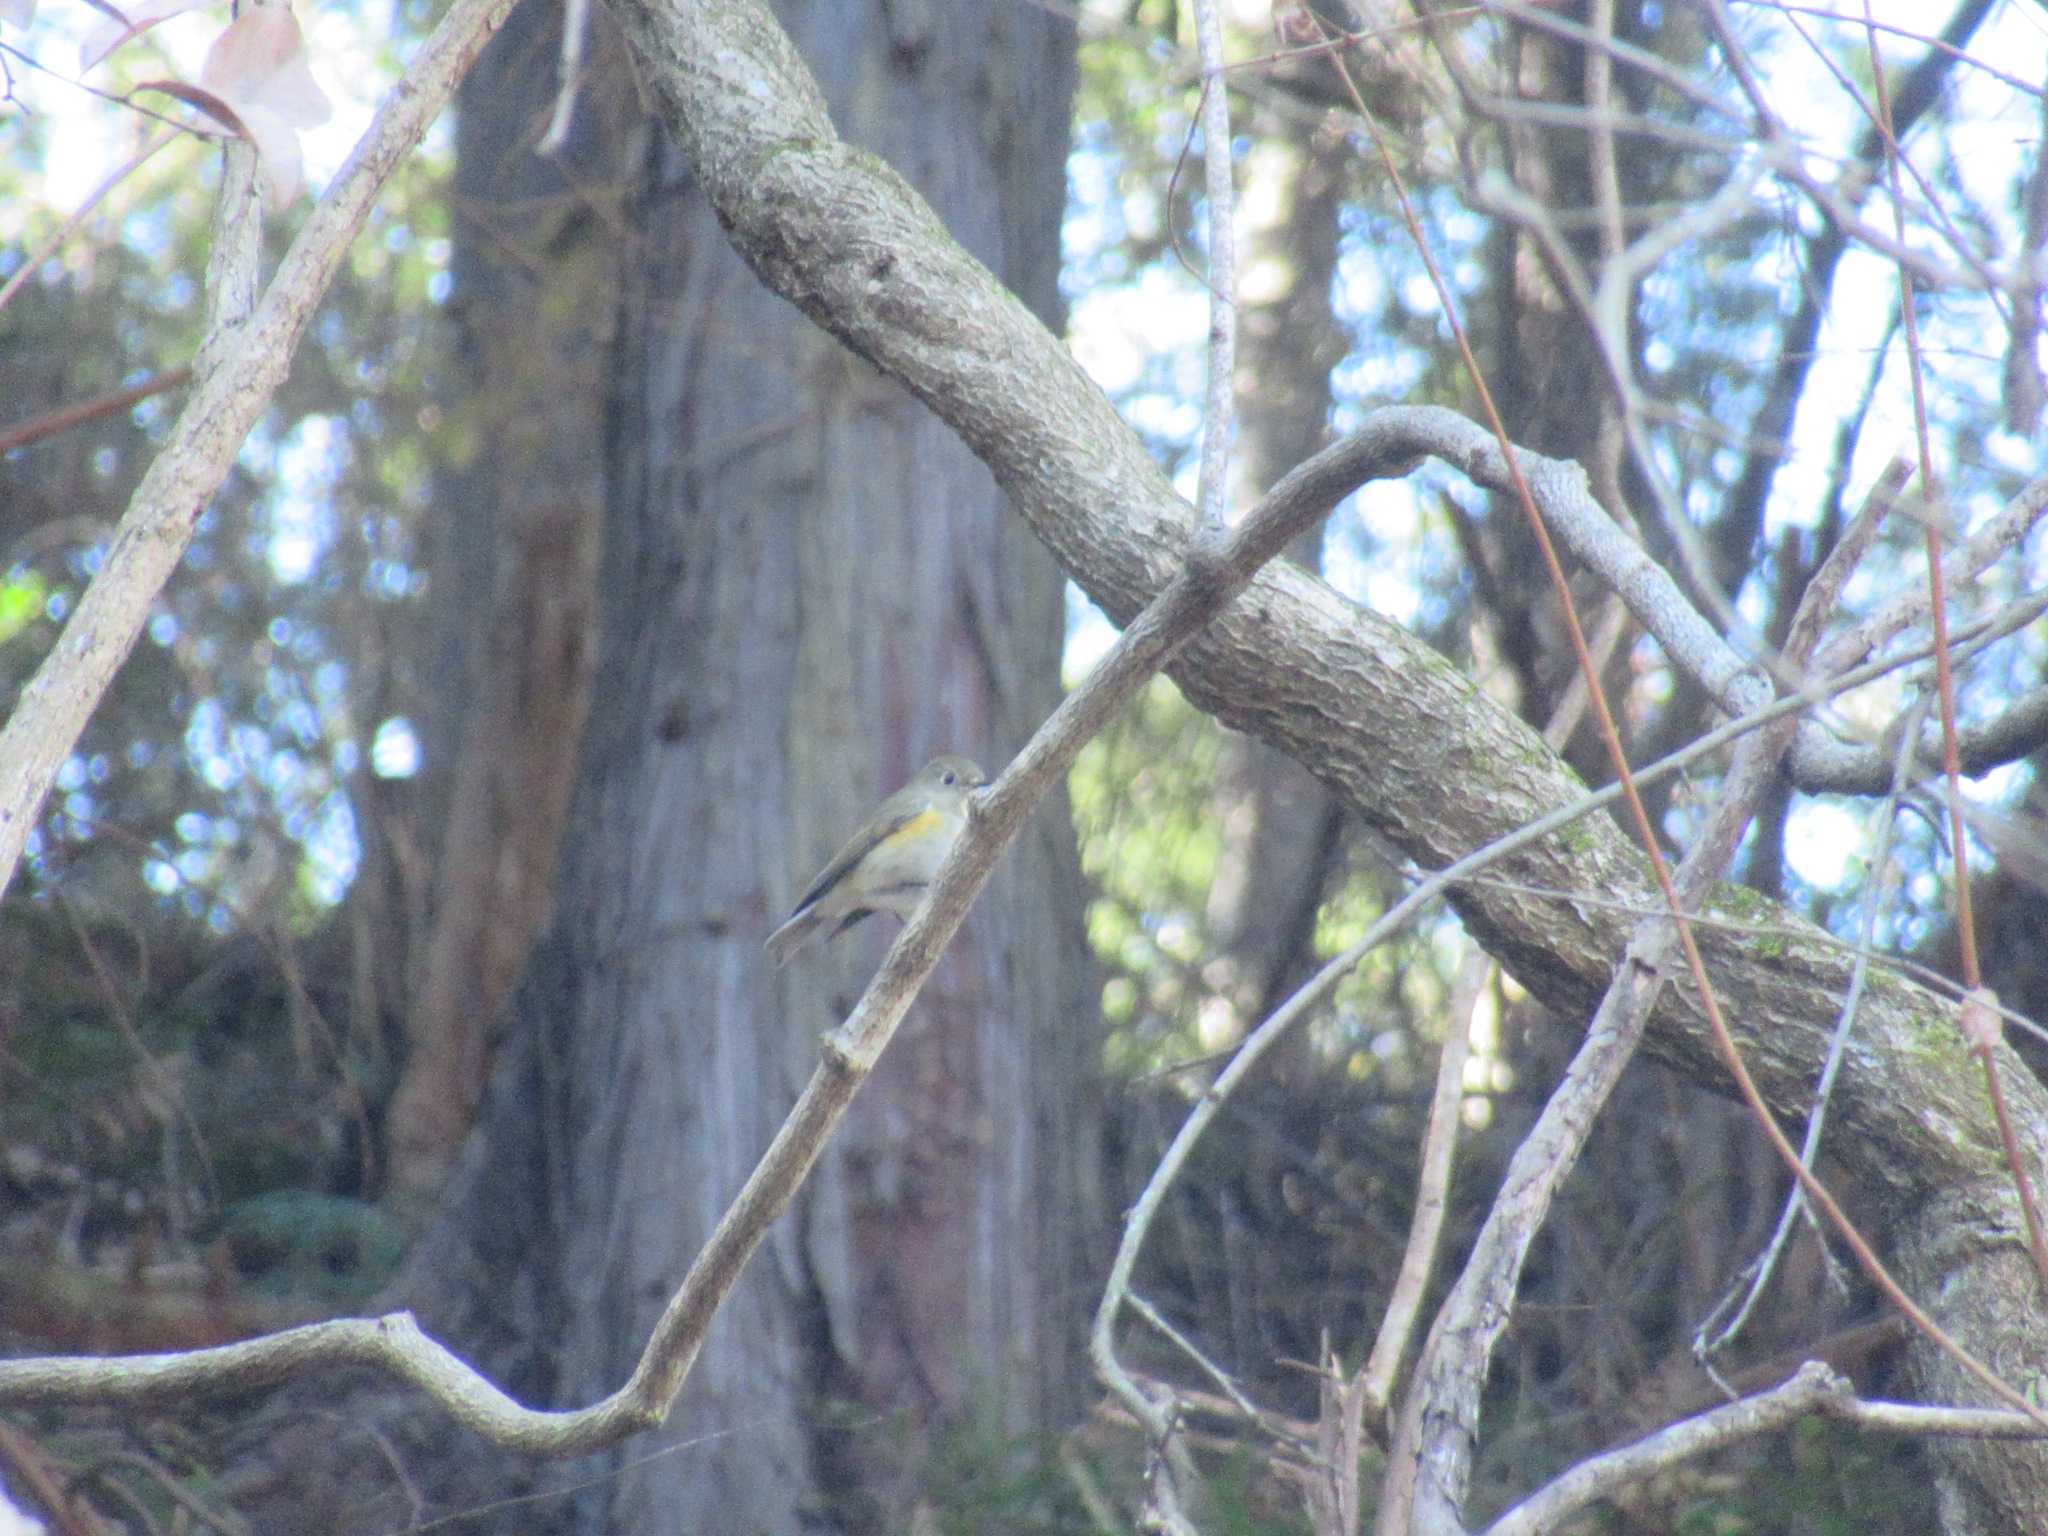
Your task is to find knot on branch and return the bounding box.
[1727,663,1775,720]
[819,1028,864,1076]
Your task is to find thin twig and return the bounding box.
[1696,466,1920,1358]
[536,0,594,156]
[1096,555,2048,1482]
[1316,54,1799,1524]
[1190,0,1238,533]
[68,1451,247,1536]
[1763,2,2048,97]
[1482,1364,1854,1536]
[1359,949,1484,1419]
[1693,699,1919,1360]
[1126,1290,1300,1449]
[1808,469,2048,680]
[0,1419,111,1536]
[0,368,193,455]
[0,127,181,319]
[1383,615,1815,1533]
[1784,0,2009,315]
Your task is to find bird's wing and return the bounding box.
[785,800,929,918]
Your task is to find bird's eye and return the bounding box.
[941,770,957,786]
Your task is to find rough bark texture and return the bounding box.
[551,9,1092,1528]
[380,0,614,1211]
[228,5,1091,1533]
[1467,4,1794,1420]
[594,3,2048,1530]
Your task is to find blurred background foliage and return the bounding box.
[3,0,2046,1530]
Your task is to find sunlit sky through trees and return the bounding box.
[4,0,2045,919]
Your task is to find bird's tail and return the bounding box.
[763,908,821,969]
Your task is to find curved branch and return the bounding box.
[1790,681,2048,795]
[0,279,1433,1451]
[0,1313,656,1456]
[1483,1364,1855,1536]
[588,6,2048,1529]
[1487,1363,2048,1536]
[6,2,2042,1527]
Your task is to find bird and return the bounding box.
[764,755,988,967]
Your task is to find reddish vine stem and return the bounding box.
[0,368,193,455]
[1861,2,2048,1298]
[1311,2,2048,1478]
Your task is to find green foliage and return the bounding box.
[1074,681,1224,928]
[1071,672,1449,1082]
[1,3,2041,1529]
[0,891,370,1278]
[1199,1449,1316,1536]
[216,1191,405,1302]
[916,1408,1100,1535]
[0,568,47,645]
[1,50,460,930]
[909,1404,1319,1535]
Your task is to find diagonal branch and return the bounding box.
[0,395,1440,1446]
[1387,609,1815,1533]
[7,7,2043,1529]
[562,23,2048,1531]
[0,0,522,901]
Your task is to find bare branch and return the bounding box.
[1389,637,1808,1533]
[0,278,1454,1463]
[1481,1364,1855,1536]
[1360,950,1484,1416]
[1696,696,1923,1361]
[1191,0,1238,532]
[2002,84,2048,433]
[0,367,193,456]
[1824,1397,2048,1440]
[0,127,180,320]
[1487,1365,2048,1536]
[1405,395,2048,800]
[0,1314,656,1455]
[13,4,2041,1522]
[535,0,594,157]
[1125,1290,1295,1448]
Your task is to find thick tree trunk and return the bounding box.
[588,6,2048,1530]
[379,0,616,1211]
[547,11,1091,1521]
[1207,119,1352,1051]
[233,6,1090,1533]
[1458,8,1797,1416]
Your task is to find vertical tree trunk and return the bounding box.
[1205,121,1351,1055]
[563,14,1091,1518]
[257,6,1094,1533]
[376,0,617,1211]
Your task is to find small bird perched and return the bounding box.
[764,755,988,967]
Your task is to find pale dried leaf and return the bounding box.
[136,78,303,201]
[199,7,331,130]
[235,101,306,205]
